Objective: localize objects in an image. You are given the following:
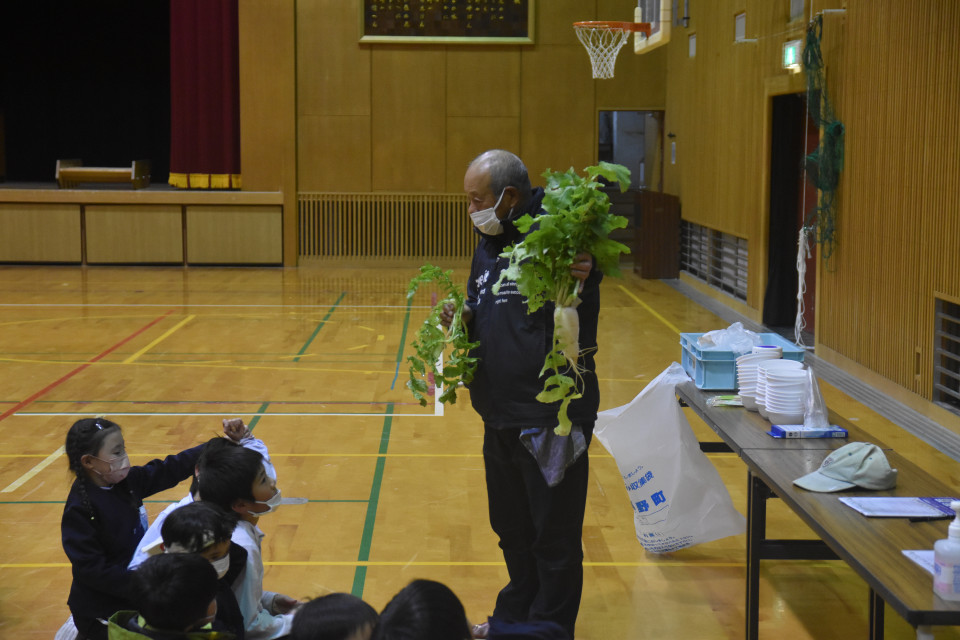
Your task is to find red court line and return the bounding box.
[0,311,174,423]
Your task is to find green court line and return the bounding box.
[390,296,414,390]
[351,402,393,597]
[246,401,270,432]
[294,292,346,362]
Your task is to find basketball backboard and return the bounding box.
[634,0,671,54]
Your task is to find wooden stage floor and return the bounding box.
[0,263,957,639]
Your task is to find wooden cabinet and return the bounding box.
[634,190,680,279]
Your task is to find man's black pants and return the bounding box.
[483,424,593,639]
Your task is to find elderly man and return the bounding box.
[443,149,601,639]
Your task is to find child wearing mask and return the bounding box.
[129,418,277,570]
[195,437,301,639]
[61,417,207,640]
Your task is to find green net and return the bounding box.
[802,15,844,261]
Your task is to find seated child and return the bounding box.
[108,552,227,639]
[195,437,300,639]
[291,593,379,640]
[373,579,472,640]
[161,501,248,639]
[130,419,276,569]
[61,417,207,640]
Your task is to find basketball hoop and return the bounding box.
[573,21,651,79]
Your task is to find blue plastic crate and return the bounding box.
[679,332,805,390]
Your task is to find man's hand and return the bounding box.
[571,252,593,282]
[440,302,473,329]
[222,418,250,442]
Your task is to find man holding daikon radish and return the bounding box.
[440,149,606,639]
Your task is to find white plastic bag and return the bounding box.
[802,366,830,429]
[697,321,761,356]
[594,362,746,553]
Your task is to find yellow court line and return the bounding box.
[123,315,196,364]
[1,446,65,493]
[617,284,680,335]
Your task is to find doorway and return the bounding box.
[598,110,664,191]
[763,93,818,340]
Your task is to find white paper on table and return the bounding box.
[903,549,935,576]
[838,496,956,518]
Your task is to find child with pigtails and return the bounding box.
[60,417,240,640]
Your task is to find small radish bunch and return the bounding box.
[406,264,478,407]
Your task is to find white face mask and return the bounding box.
[211,553,230,579]
[248,488,283,516]
[470,189,507,236]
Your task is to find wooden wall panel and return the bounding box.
[298,115,372,192]
[519,45,597,186]
[371,47,447,191]
[186,206,282,265]
[596,45,668,111]
[294,1,668,200]
[0,204,80,263]
[298,0,371,117]
[816,1,960,399]
[446,48,520,118]
[239,0,297,265]
[85,205,183,264]
[445,117,521,192]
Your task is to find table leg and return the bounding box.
[868,588,884,640]
[746,470,766,640]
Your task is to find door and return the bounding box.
[763,93,818,339]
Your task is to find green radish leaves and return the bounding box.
[406,264,478,407]
[494,162,632,435]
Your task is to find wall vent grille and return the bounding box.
[679,220,747,301]
[298,193,473,260]
[935,298,960,416]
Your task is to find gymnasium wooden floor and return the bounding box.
[1,263,959,639]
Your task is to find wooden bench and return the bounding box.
[56,159,151,189]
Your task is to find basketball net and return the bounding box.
[574,23,633,79]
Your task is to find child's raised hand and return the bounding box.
[222,418,250,442]
[271,593,301,615]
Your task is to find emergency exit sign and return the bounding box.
[783,39,802,72]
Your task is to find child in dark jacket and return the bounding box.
[61,417,207,640]
[161,501,248,639]
[108,553,230,639]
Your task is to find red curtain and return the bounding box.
[168,0,240,189]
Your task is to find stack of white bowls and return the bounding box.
[736,345,783,411]
[756,359,806,423]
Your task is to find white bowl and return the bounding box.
[767,410,804,425]
[757,359,804,373]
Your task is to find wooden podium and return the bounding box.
[56,159,151,189]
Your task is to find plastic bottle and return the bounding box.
[934,500,960,601]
